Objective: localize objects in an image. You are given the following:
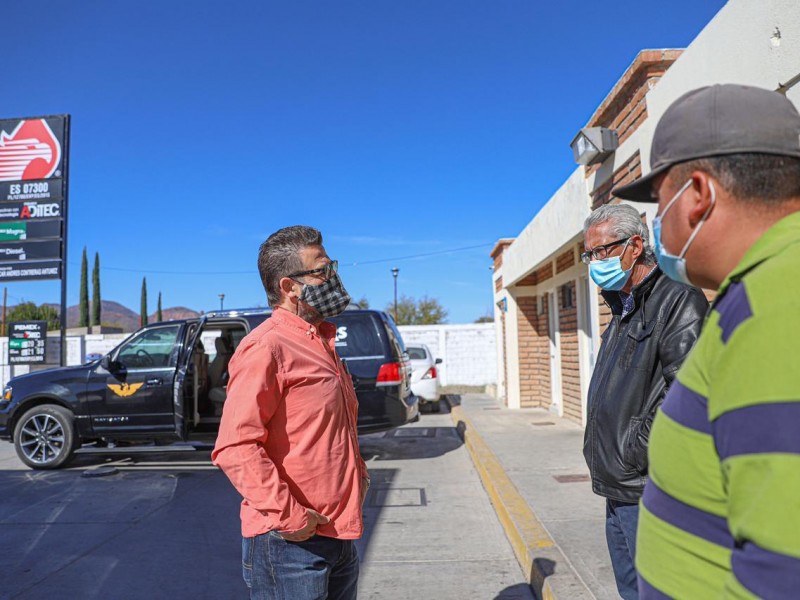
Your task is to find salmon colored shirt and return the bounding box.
[212,308,367,539]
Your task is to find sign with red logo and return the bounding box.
[9,321,47,364]
[0,115,68,283]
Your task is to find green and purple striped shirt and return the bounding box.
[637,211,800,599]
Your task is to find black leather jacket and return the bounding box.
[583,267,708,503]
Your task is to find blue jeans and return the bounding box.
[605,499,640,600]
[242,532,359,600]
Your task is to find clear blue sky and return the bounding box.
[4,0,726,323]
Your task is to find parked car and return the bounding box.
[0,307,418,469]
[406,344,442,413]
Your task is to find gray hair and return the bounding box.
[258,226,323,307]
[583,203,656,265]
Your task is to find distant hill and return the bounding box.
[32,301,202,332]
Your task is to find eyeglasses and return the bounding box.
[288,260,338,280]
[580,238,630,264]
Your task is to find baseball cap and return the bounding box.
[613,84,800,202]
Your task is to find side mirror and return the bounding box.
[100,355,111,370]
[435,358,443,365]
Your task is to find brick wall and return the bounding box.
[556,249,575,274]
[515,294,551,409]
[519,261,555,286]
[558,282,582,423]
[591,151,642,209]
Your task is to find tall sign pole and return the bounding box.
[0,115,70,366]
[59,116,70,366]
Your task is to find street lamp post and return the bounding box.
[219,293,225,311]
[391,267,399,323]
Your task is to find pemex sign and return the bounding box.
[0,116,69,282]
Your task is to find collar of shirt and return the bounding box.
[618,264,658,318]
[718,211,800,296]
[271,307,337,342]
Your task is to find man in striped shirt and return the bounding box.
[614,84,800,598]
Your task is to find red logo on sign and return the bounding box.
[0,120,62,182]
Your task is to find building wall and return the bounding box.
[398,323,497,387]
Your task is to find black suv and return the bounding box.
[0,307,417,469]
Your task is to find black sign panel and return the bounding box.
[0,200,63,222]
[9,321,47,364]
[0,179,64,202]
[0,260,61,281]
[0,240,61,263]
[0,220,61,241]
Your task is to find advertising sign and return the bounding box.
[9,320,47,364]
[0,261,61,282]
[0,115,68,283]
[0,240,61,262]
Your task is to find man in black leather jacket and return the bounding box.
[581,203,707,600]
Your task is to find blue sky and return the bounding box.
[3,0,726,323]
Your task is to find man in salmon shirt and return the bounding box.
[213,225,369,600]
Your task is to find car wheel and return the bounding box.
[13,405,77,470]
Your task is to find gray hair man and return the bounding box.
[582,203,708,599]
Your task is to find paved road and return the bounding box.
[0,405,532,600]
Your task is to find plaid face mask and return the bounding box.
[299,272,351,318]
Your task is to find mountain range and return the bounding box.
[37,300,202,332]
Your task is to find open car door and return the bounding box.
[174,316,208,440]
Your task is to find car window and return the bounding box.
[329,314,386,359]
[406,347,427,360]
[116,325,181,369]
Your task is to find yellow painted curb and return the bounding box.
[451,402,571,599]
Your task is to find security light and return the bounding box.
[570,127,619,166]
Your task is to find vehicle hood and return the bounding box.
[9,364,91,386]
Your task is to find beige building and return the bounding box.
[492,0,800,425]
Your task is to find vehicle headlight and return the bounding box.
[1,386,12,403]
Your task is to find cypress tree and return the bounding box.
[157,292,163,322]
[140,277,148,327]
[79,247,89,327]
[92,252,101,326]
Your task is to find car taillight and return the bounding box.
[422,367,437,380]
[377,362,402,386]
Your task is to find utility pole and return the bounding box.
[219,293,225,311]
[391,267,399,323]
[1,287,6,337]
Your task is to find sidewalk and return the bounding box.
[447,393,618,600]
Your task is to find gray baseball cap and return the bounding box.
[613,84,800,202]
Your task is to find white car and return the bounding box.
[406,344,442,413]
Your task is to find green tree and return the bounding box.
[79,247,89,327]
[140,277,148,327]
[92,252,101,326]
[8,302,60,331]
[475,315,494,323]
[157,292,163,322]
[354,295,369,309]
[387,294,448,325]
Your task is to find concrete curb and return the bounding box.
[448,398,594,600]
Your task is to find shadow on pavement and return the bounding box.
[358,426,463,461]
[493,582,536,599]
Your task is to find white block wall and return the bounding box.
[398,323,497,387]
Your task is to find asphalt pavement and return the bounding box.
[0,406,533,600]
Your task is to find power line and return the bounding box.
[64,242,495,276]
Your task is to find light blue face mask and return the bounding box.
[653,179,715,286]
[588,240,632,291]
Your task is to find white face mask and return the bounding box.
[652,179,715,286]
